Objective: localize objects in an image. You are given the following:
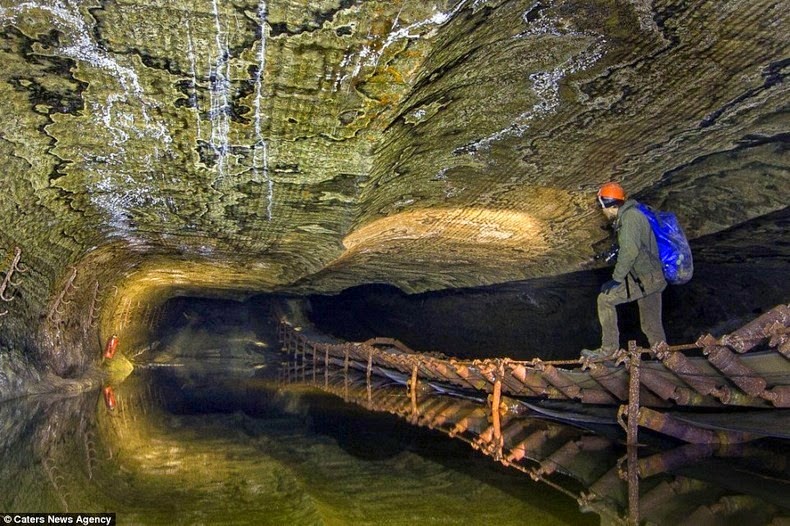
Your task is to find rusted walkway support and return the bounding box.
[409,362,419,421]
[720,305,790,353]
[366,350,373,406]
[702,340,790,407]
[312,344,317,384]
[627,446,640,526]
[324,345,329,388]
[274,303,790,444]
[489,360,504,461]
[637,408,754,444]
[626,341,640,447]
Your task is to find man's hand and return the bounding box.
[600,279,621,294]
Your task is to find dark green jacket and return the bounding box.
[612,200,665,286]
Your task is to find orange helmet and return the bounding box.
[597,182,626,208]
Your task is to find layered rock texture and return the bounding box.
[0,0,787,398]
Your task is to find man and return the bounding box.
[583,182,667,358]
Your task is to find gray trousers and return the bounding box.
[597,275,666,352]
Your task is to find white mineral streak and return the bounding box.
[0,1,172,146]
[457,8,606,154]
[209,0,232,182]
[95,96,129,145]
[90,170,159,244]
[378,0,467,61]
[335,0,470,91]
[0,1,175,241]
[253,0,273,220]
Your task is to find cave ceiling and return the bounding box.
[0,0,788,297]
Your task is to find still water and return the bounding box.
[1,319,787,525]
[1,324,589,525]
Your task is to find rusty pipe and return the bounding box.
[638,444,716,478]
[536,440,580,477]
[506,429,550,463]
[720,304,790,353]
[763,385,790,408]
[637,407,754,444]
[508,363,550,394]
[587,362,628,400]
[540,365,582,400]
[705,345,767,396]
[659,351,726,400]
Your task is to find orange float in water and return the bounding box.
[103,386,116,411]
[103,334,119,359]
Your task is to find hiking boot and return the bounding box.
[580,348,615,360]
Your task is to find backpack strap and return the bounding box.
[625,275,630,299]
[628,271,645,297]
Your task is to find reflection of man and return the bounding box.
[583,182,667,359]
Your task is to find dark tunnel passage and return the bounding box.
[305,266,789,362]
[150,253,790,366]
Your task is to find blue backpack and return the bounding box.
[636,203,694,285]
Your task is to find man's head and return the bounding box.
[597,182,626,220]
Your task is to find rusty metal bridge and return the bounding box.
[275,303,790,525]
[276,303,790,445]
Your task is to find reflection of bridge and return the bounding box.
[277,303,790,445]
[276,306,790,525]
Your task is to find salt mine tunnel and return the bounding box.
[0,0,788,524]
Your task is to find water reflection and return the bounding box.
[280,348,790,526]
[1,324,590,525]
